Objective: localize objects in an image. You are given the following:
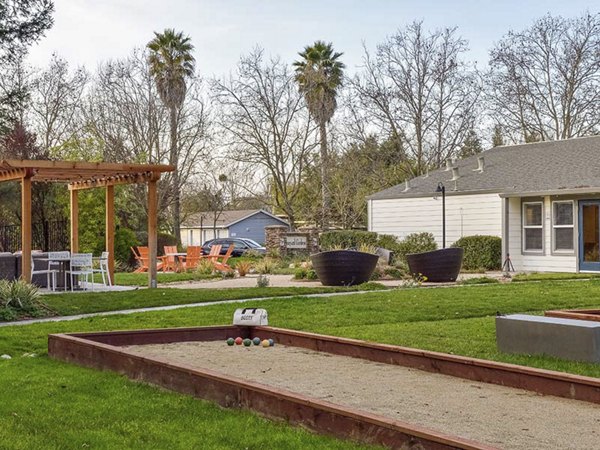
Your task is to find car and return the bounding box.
[201,238,267,257]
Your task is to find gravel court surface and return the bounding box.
[125,340,600,450]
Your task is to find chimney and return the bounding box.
[444,159,453,171]
[473,156,485,173]
[451,167,460,181]
[403,180,410,192]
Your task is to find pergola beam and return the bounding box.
[148,177,159,288]
[0,168,28,182]
[68,173,155,191]
[70,190,79,252]
[105,185,115,284]
[20,171,33,281]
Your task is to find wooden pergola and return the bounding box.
[0,159,174,288]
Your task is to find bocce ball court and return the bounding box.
[48,324,600,449]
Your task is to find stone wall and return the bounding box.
[265,226,320,258]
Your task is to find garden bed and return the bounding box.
[49,325,600,450]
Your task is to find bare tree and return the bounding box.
[488,13,600,142]
[211,48,317,228]
[28,54,88,155]
[350,21,482,175]
[84,49,211,233]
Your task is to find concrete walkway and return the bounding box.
[165,272,508,290]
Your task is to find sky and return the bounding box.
[27,0,599,78]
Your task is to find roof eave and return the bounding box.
[500,187,600,198]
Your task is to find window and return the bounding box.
[523,202,543,252]
[552,201,574,252]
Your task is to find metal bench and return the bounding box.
[496,314,600,363]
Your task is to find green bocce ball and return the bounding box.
[243,338,252,347]
[226,338,235,346]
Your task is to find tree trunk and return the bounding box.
[319,120,330,230]
[169,106,181,244]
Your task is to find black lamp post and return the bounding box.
[436,182,446,249]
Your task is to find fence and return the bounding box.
[0,220,70,253]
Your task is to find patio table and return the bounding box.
[165,252,187,272]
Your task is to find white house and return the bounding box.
[368,135,600,273]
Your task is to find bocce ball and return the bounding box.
[261,339,270,347]
[268,338,275,347]
[252,337,261,346]
[234,337,243,345]
[226,338,235,346]
[243,338,252,347]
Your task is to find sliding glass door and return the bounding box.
[579,201,600,271]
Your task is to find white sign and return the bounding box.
[286,235,307,249]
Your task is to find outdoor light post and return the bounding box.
[436,182,446,249]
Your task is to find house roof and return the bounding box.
[368,135,600,200]
[182,209,289,228]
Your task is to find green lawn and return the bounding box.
[41,284,387,317]
[93,271,219,286]
[512,272,600,282]
[2,280,600,449]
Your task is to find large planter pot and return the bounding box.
[406,248,464,282]
[311,250,379,286]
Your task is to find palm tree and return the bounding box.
[293,41,344,229]
[147,29,195,243]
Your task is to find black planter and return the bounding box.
[311,250,379,286]
[406,248,464,282]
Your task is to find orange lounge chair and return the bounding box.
[180,246,203,271]
[213,244,235,272]
[200,244,222,263]
[161,245,178,272]
[133,246,164,273]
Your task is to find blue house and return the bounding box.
[181,209,289,246]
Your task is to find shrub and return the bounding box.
[195,259,215,276]
[114,227,139,267]
[320,230,377,250]
[236,261,252,277]
[306,269,318,280]
[294,267,308,280]
[452,235,502,271]
[254,258,277,274]
[256,274,270,288]
[396,232,437,262]
[383,266,405,279]
[0,280,45,320]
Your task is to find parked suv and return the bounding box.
[201,238,267,257]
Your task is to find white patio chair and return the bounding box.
[93,251,112,286]
[31,256,56,291]
[48,251,70,290]
[68,253,94,292]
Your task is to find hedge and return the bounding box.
[319,230,437,265]
[451,235,501,270]
[319,230,378,250]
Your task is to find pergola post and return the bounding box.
[147,176,159,288]
[70,189,79,252]
[105,185,115,283]
[21,172,32,281]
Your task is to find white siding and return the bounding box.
[370,193,502,248]
[180,227,229,248]
[507,197,577,273]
